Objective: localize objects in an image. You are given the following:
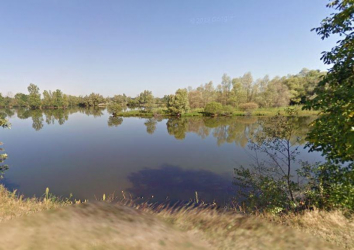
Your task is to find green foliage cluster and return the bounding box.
[235,1,354,213]
[234,109,302,212]
[302,0,354,210]
[0,142,8,179]
[27,83,41,109]
[204,102,223,115]
[111,94,128,106]
[0,116,10,179]
[305,0,354,163]
[186,69,324,111]
[167,89,190,115]
[1,67,324,116]
[107,103,123,116]
[238,102,259,112]
[298,161,353,211]
[42,89,69,108]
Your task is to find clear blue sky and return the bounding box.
[0,0,336,97]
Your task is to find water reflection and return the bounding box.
[144,118,158,135]
[166,118,189,140]
[108,116,123,127]
[127,164,234,203]
[14,107,105,130]
[0,108,320,203]
[2,108,314,147]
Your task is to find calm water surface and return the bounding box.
[0,108,323,204]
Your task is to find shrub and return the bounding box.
[204,102,222,116]
[107,103,123,116]
[234,109,301,213]
[298,161,354,211]
[238,102,259,112]
[221,105,234,116]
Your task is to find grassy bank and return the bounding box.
[0,185,352,249]
[114,107,319,118]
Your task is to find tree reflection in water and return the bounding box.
[144,118,158,134]
[108,116,123,127]
[166,116,314,148]
[5,108,314,148]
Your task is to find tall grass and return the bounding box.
[0,185,352,249]
[0,185,77,222]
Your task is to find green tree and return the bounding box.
[27,83,41,109]
[234,109,302,212]
[138,90,154,112]
[204,102,223,116]
[241,72,253,102]
[229,78,247,107]
[300,0,354,211]
[53,89,64,108]
[187,87,203,109]
[167,89,190,116]
[217,73,232,106]
[86,93,105,107]
[107,102,123,116]
[111,94,128,106]
[42,90,53,107]
[0,94,4,107]
[14,93,29,107]
[284,69,325,104]
[201,81,216,107]
[305,0,354,163]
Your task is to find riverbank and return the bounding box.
[0,185,352,249]
[114,107,319,118]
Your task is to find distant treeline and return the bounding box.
[0,68,324,115]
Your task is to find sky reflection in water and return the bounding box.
[0,108,324,204]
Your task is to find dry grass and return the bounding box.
[0,185,71,222]
[264,209,354,249]
[0,202,210,250]
[0,185,352,249]
[139,204,352,250]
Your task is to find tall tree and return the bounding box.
[219,73,232,105]
[138,90,154,112]
[187,87,203,109]
[14,93,28,107]
[167,89,190,116]
[27,83,41,109]
[305,0,354,163]
[241,72,253,102]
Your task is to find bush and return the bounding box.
[238,102,259,112]
[153,108,166,115]
[221,105,234,116]
[204,102,222,115]
[298,161,354,211]
[107,103,123,116]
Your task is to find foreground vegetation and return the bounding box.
[0,185,352,250]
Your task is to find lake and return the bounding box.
[0,108,323,204]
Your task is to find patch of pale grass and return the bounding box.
[0,185,351,249]
[0,185,70,222]
[136,204,339,249]
[264,209,354,249]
